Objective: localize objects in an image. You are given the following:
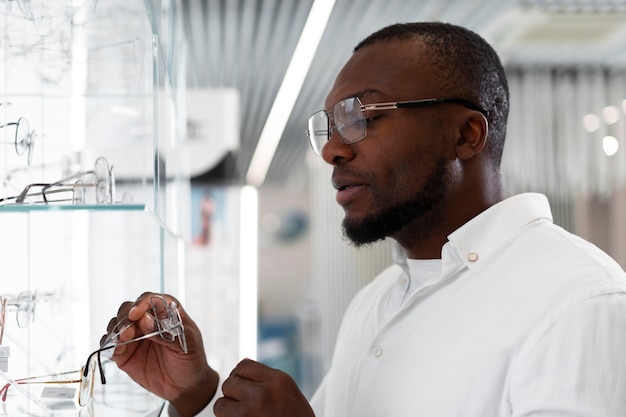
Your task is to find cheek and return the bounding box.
[376,134,450,198]
[370,151,427,203]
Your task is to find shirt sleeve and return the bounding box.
[510,291,626,416]
[309,374,328,417]
[160,401,214,417]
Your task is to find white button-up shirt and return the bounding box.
[168,193,626,417]
[310,193,626,417]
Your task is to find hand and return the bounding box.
[103,292,219,417]
[214,359,315,417]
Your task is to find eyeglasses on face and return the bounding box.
[0,117,36,165]
[0,156,115,206]
[306,96,489,156]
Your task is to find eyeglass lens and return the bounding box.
[0,117,34,164]
[15,291,36,328]
[78,362,96,407]
[307,97,367,156]
[149,296,187,353]
[0,290,37,329]
[94,156,113,204]
[14,118,31,156]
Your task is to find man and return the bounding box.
[107,22,626,416]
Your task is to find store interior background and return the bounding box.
[2,0,626,405]
[183,0,626,396]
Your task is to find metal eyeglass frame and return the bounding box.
[0,291,38,342]
[80,296,187,401]
[0,117,36,165]
[0,156,115,205]
[0,296,186,408]
[306,96,489,156]
[0,365,95,407]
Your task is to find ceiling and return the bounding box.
[181,0,626,187]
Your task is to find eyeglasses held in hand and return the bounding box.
[1,296,186,408]
[306,96,489,156]
[80,296,187,401]
[0,156,115,205]
[0,117,36,165]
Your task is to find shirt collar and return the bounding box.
[447,192,552,268]
[393,193,553,272]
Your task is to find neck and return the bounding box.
[396,186,504,260]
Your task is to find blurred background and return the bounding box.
[1,0,626,410]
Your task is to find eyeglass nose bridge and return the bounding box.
[327,111,338,141]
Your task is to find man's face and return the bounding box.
[321,41,458,246]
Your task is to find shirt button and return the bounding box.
[467,252,478,262]
[372,346,383,357]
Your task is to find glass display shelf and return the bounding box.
[0,204,147,213]
[1,365,165,416]
[0,205,183,417]
[1,1,186,415]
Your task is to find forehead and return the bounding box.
[325,39,438,108]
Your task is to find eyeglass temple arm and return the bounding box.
[15,183,50,203]
[41,170,93,201]
[0,370,54,413]
[395,98,489,117]
[83,328,165,383]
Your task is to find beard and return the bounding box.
[342,157,449,247]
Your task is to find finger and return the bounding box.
[229,358,270,382]
[127,292,158,321]
[213,396,242,417]
[116,301,135,321]
[128,292,181,321]
[101,317,128,347]
[221,373,247,400]
[106,316,118,335]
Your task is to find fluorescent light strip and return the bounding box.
[245,0,336,186]
[239,185,258,359]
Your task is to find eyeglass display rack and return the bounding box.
[0,0,187,415]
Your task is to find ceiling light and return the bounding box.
[602,135,619,156]
[582,113,600,132]
[602,105,621,124]
[245,0,336,187]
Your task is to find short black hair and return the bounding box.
[355,22,510,169]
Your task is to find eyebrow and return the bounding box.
[353,89,381,101]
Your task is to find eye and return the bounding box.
[365,116,380,124]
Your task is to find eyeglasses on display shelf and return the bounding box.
[0,295,186,411]
[0,291,38,344]
[0,156,115,206]
[0,117,36,165]
[0,363,95,406]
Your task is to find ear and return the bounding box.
[456,112,488,160]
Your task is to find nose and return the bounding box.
[321,129,355,165]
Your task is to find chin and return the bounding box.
[341,216,389,248]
